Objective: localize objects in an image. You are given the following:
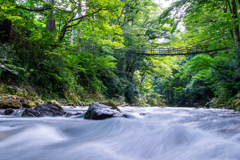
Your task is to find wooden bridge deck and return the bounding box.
[127,45,231,56]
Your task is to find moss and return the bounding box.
[47,100,62,109]
[226,94,240,110]
[35,99,44,105]
[229,99,240,111]
[0,83,111,108]
[0,94,37,109]
[22,101,36,108]
[0,95,11,101]
[219,104,225,107]
[147,98,166,107]
[0,99,22,109]
[100,101,120,111]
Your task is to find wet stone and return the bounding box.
[84,102,125,120]
[2,108,16,115]
[65,111,83,117]
[22,104,65,117]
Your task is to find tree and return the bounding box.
[101,0,165,103]
[45,0,55,31]
[155,0,240,105]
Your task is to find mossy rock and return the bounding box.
[0,94,37,109]
[35,99,45,105]
[100,101,120,112]
[84,102,125,120]
[22,101,36,108]
[0,94,11,101]
[47,100,63,110]
[229,99,240,111]
[0,99,22,109]
[0,95,22,109]
[219,104,225,107]
[6,86,26,97]
[19,97,36,108]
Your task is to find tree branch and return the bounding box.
[70,8,105,22]
[55,7,76,13]
[16,6,52,12]
[227,1,233,13]
[69,0,77,5]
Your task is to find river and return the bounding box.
[1,107,240,160]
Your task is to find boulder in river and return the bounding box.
[47,100,62,108]
[2,108,18,116]
[0,98,22,109]
[84,102,125,120]
[65,111,83,117]
[0,94,36,109]
[22,104,65,117]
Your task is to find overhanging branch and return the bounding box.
[16,6,52,12]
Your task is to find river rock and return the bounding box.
[0,98,22,109]
[2,108,17,115]
[84,102,125,120]
[22,104,65,117]
[65,111,83,117]
[0,94,36,109]
[47,100,61,108]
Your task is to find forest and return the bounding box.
[0,0,240,109]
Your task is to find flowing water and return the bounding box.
[1,107,240,160]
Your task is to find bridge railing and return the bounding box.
[133,44,231,56]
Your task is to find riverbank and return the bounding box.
[1,82,238,111]
[0,83,167,109]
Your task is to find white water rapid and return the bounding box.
[1,107,240,160]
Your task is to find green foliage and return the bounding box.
[229,94,240,111]
[153,0,240,107]
[0,0,125,102]
[2,0,239,107]
[0,44,25,76]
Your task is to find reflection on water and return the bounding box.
[0,107,240,160]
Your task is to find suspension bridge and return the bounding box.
[124,44,232,56]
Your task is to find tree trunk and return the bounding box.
[45,0,56,31]
[76,0,86,51]
[69,29,73,43]
[76,29,81,51]
[76,12,81,51]
[0,19,12,43]
[231,0,240,45]
[231,0,240,70]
